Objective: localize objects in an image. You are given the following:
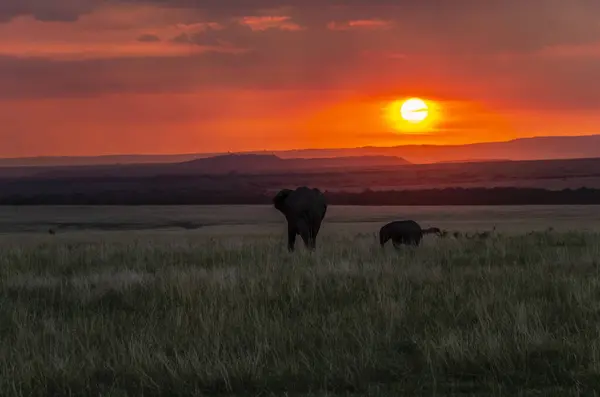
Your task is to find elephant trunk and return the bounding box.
[379,230,388,247]
[422,227,441,236]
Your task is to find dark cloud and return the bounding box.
[171,31,224,46]
[169,19,302,47]
[4,0,600,54]
[0,0,99,22]
[170,32,193,44]
[116,0,600,51]
[137,33,161,42]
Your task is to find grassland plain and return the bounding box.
[2,206,600,396]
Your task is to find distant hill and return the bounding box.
[0,153,218,167]
[436,159,512,164]
[0,154,410,179]
[175,154,410,173]
[2,134,600,167]
[271,135,600,163]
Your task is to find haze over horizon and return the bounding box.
[2,0,600,158]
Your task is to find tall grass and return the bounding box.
[1,231,600,396]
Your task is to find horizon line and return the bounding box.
[0,133,599,161]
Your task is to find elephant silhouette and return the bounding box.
[273,186,327,252]
[379,220,441,248]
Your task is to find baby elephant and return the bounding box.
[379,220,442,248]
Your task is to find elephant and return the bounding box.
[273,186,327,252]
[379,220,441,248]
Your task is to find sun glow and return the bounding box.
[384,97,441,133]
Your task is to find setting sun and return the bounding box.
[384,97,441,133]
[401,98,428,123]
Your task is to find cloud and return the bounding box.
[175,22,223,31]
[2,0,600,113]
[137,33,161,42]
[0,6,236,60]
[0,0,100,22]
[168,15,305,51]
[5,1,600,53]
[93,0,600,51]
[327,19,392,31]
[116,0,600,68]
[237,15,303,31]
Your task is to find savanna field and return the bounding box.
[2,205,600,396]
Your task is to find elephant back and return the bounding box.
[276,186,326,218]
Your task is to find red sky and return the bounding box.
[2,0,600,157]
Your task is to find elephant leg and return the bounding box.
[297,219,315,250]
[392,239,403,249]
[299,230,312,250]
[308,218,322,250]
[287,223,297,252]
[307,233,317,250]
[410,234,421,246]
[299,230,313,250]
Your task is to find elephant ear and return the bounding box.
[273,189,293,212]
[313,188,327,219]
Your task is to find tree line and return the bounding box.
[1,187,600,205]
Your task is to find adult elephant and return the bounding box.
[273,187,328,252]
[379,220,441,248]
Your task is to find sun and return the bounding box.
[400,98,428,123]
[383,97,440,133]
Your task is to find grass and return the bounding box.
[2,204,600,234]
[2,224,600,396]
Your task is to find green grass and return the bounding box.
[2,227,600,396]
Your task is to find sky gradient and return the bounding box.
[2,0,600,157]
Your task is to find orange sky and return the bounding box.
[2,0,600,157]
